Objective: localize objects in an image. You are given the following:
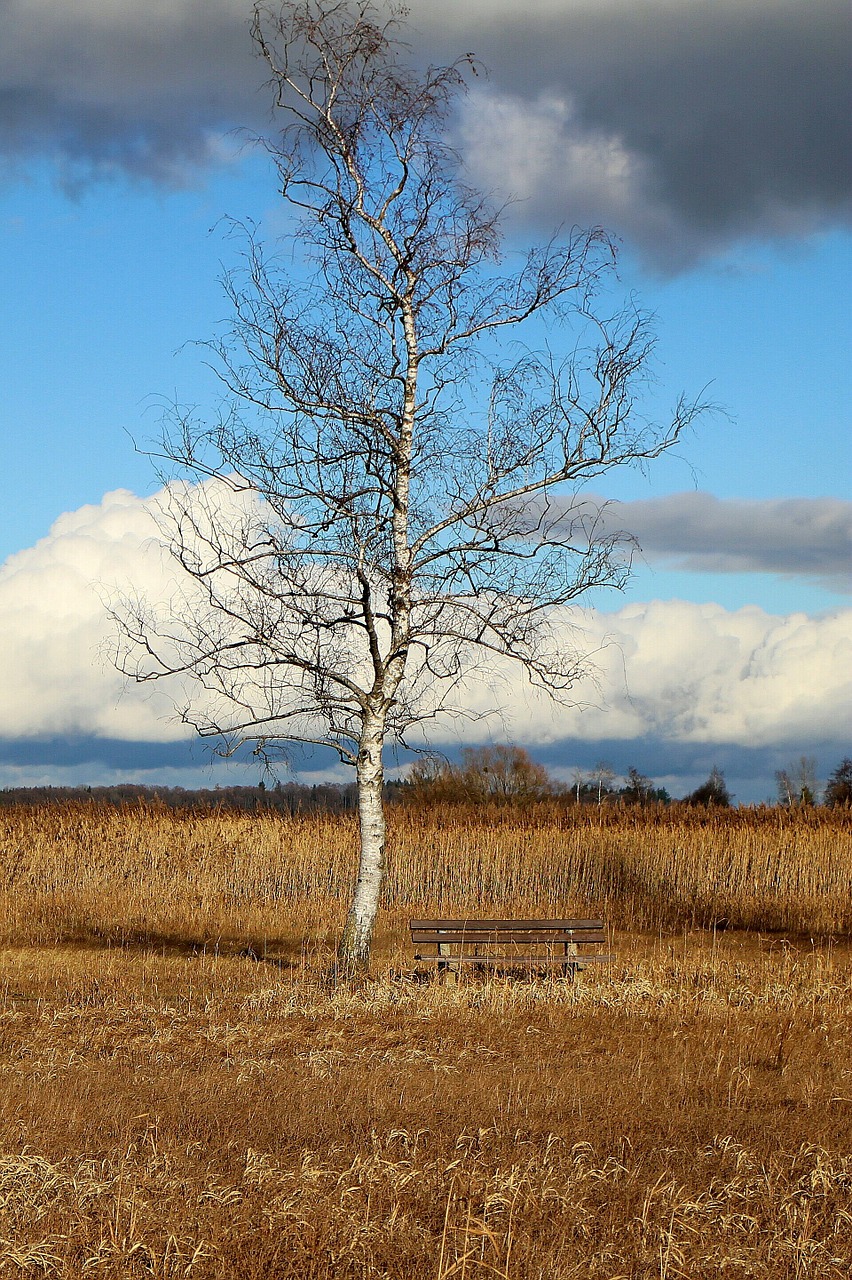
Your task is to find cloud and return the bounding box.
[435,0,852,266]
[1,487,850,773]
[600,492,852,588]
[0,487,182,741]
[460,598,852,752]
[2,1,849,264]
[454,89,680,255]
[0,0,259,185]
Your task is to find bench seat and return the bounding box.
[413,953,614,966]
[410,918,612,974]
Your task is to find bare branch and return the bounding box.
[112,0,707,969]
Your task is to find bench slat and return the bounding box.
[414,954,615,965]
[411,930,606,945]
[410,919,603,931]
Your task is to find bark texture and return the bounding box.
[338,717,387,973]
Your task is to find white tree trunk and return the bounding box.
[337,715,386,973]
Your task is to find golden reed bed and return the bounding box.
[1,801,851,951]
[0,801,851,1277]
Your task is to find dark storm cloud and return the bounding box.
[607,493,852,587]
[0,735,201,770]
[0,733,338,773]
[1,2,850,259]
[449,0,852,260]
[0,0,262,183]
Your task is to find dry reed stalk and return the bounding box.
[1,802,850,951]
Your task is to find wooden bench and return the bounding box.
[410,918,612,976]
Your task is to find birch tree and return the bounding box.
[115,0,702,973]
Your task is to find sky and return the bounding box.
[1,0,851,803]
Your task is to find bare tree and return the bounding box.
[776,757,818,807]
[622,766,654,805]
[591,760,616,805]
[459,746,552,802]
[113,0,702,973]
[405,746,551,804]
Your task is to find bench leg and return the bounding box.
[564,940,580,982]
[437,940,458,983]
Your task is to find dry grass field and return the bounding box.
[1,801,851,1277]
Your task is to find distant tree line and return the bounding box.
[400,748,673,807]
[0,781,359,814]
[402,751,852,808]
[2,751,851,811]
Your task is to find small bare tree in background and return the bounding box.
[458,746,552,802]
[406,745,552,803]
[114,0,702,973]
[591,760,617,805]
[776,757,818,806]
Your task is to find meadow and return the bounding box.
[0,801,851,1277]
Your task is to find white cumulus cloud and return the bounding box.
[0,488,180,741]
[0,487,850,756]
[447,599,852,751]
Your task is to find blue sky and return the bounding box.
[1,1,851,802]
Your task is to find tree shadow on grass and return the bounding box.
[28,926,325,971]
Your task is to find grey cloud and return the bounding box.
[0,0,261,184]
[602,492,852,587]
[0,735,202,770]
[1,2,849,262]
[430,0,852,265]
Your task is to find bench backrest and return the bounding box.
[410,919,605,944]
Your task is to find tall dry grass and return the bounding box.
[1,802,852,1276]
[1,802,851,954]
[1,932,852,1277]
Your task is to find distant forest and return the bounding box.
[0,780,358,814]
[3,748,851,810]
